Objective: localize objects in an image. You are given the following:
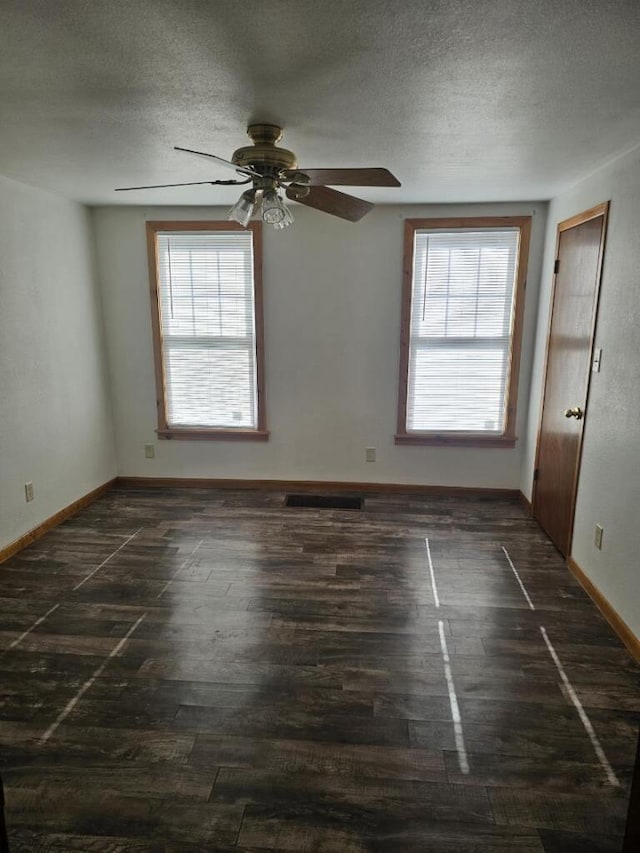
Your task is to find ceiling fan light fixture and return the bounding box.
[227,189,257,227]
[262,189,289,225]
[272,204,294,230]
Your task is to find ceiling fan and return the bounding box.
[115,124,401,229]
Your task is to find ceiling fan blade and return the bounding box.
[286,185,374,222]
[174,146,260,178]
[115,180,226,191]
[283,167,400,187]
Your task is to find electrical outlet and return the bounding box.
[24,482,34,502]
[144,444,155,459]
[594,524,604,550]
[365,447,376,463]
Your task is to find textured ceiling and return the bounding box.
[1,0,640,206]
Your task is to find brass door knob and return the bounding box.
[564,407,584,420]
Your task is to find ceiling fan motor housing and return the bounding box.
[232,124,297,175]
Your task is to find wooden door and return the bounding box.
[533,203,609,556]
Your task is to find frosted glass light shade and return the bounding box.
[262,189,287,224]
[228,190,257,227]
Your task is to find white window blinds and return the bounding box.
[156,230,258,429]
[406,228,520,433]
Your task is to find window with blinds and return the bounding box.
[147,222,267,440]
[397,218,530,446]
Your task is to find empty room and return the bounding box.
[0,1,639,851]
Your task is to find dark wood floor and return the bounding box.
[0,487,638,852]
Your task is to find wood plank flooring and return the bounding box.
[0,487,638,852]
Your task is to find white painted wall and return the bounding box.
[522,145,640,639]
[93,202,546,488]
[0,175,117,550]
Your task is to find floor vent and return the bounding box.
[285,494,363,510]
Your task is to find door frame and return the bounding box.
[531,201,609,554]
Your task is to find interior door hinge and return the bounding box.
[533,468,540,481]
[554,258,560,275]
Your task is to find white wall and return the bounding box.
[94,201,546,488]
[0,176,117,550]
[523,145,640,639]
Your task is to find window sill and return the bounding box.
[158,428,270,442]
[395,432,516,448]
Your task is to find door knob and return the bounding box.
[564,407,583,420]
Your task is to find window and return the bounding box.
[147,221,267,440]
[396,217,530,447]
